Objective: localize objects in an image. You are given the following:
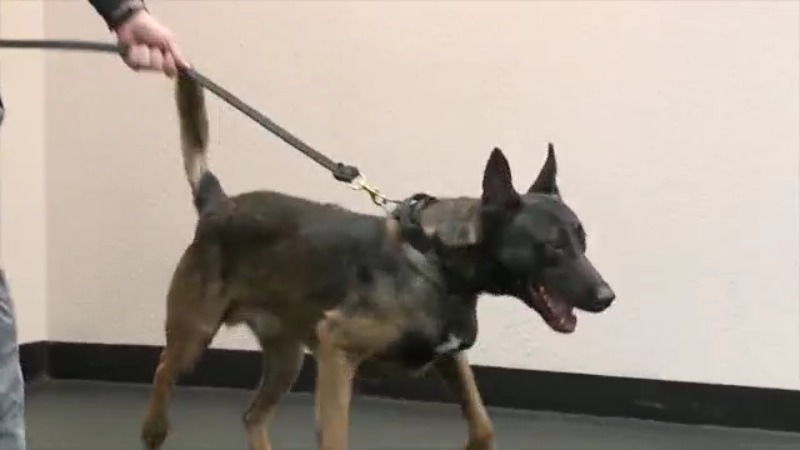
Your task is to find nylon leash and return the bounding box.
[0,38,395,210]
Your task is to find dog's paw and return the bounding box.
[465,442,495,450]
[464,431,495,450]
[141,414,170,450]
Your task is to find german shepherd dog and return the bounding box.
[140,74,616,450]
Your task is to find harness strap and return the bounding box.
[0,38,388,205]
[391,193,439,254]
[390,193,449,294]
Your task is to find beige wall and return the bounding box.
[3,1,799,389]
[0,0,48,344]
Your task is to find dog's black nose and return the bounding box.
[594,285,615,307]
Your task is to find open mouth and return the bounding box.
[527,284,577,334]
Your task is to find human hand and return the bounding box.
[114,8,189,78]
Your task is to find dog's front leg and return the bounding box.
[314,317,360,450]
[435,352,495,450]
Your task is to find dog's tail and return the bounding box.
[175,72,226,214]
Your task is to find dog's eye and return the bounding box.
[542,243,564,265]
[551,229,569,250]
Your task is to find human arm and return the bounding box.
[86,0,189,77]
[87,0,146,31]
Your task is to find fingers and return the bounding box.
[149,49,165,73]
[165,40,191,70]
[124,44,150,71]
[123,44,181,78]
[162,52,178,78]
[114,10,190,77]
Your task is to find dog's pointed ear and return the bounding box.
[527,143,559,195]
[482,147,521,208]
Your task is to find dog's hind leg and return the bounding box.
[140,248,228,450]
[140,318,221,450]
[435,352,495,450]
[243,335,305,450]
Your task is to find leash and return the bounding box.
[0,38,450,297]
[0,38,395,210]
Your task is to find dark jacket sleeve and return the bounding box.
[86,0,147,31]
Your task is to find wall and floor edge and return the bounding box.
[18,340,800,434]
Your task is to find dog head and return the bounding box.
[421,144,615,334]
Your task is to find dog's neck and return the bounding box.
[398,195,501,299]
[433,239,502,299]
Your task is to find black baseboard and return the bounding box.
[19,341,800,434]
[19,341,48,383]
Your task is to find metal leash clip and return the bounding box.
[349,174,395,211]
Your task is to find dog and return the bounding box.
[139,73,616,450]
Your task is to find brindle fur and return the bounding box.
[140,73,614,450]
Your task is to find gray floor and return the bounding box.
[24,380,800,450]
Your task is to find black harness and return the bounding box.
[386,192,461,296]
[389,193,439,255]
